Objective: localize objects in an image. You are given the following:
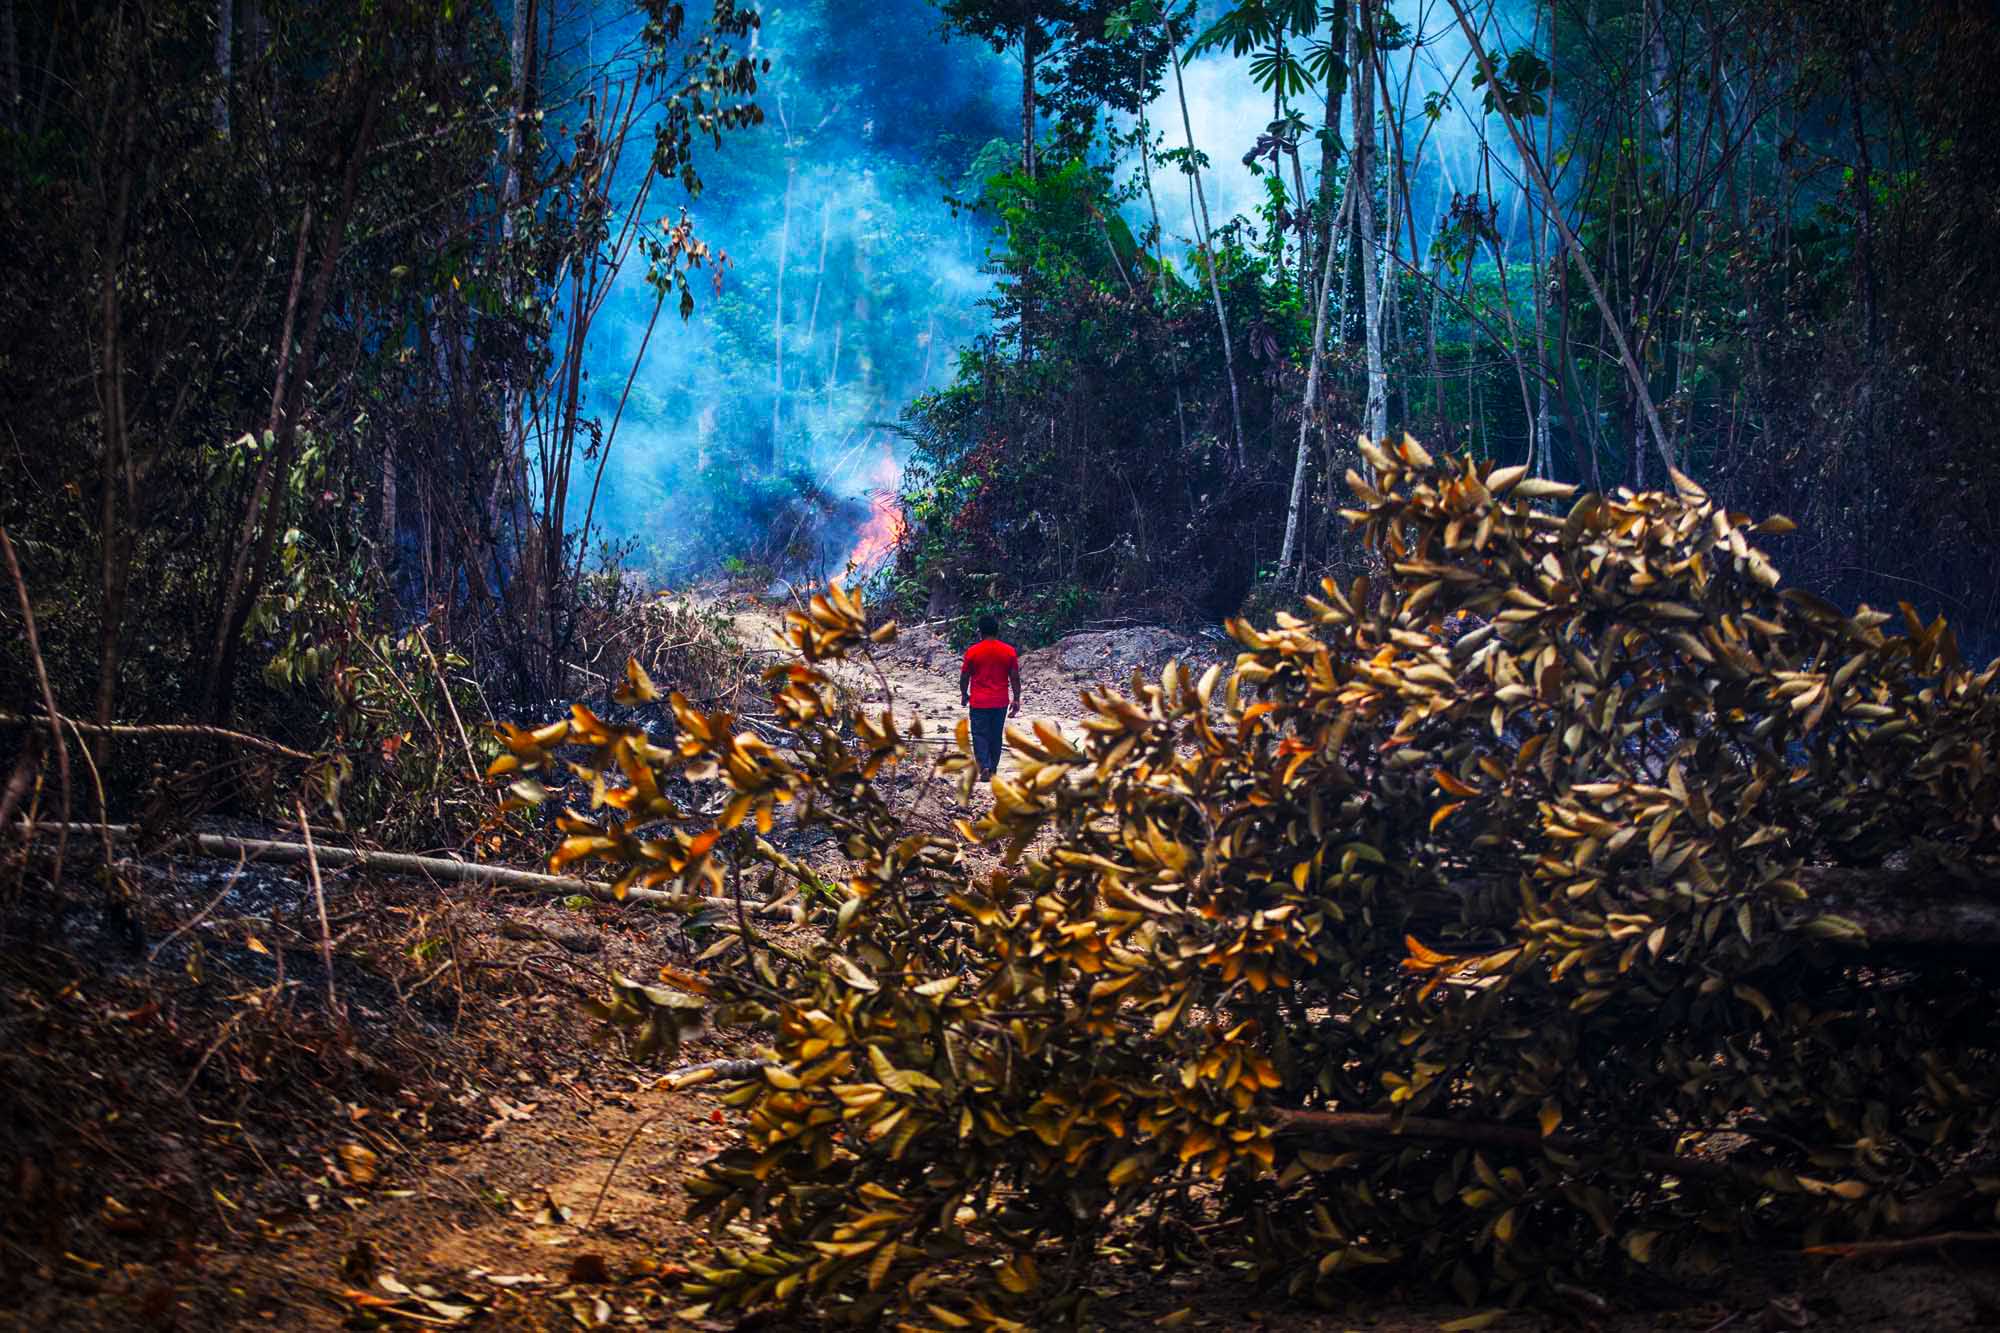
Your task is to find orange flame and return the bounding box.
[845,445,904,572]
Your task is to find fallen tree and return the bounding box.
[12,823,803,920]
[502,443,2000,1327]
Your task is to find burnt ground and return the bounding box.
[2,607,1994,1330]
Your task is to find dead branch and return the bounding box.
[0,711,318,762]
[21,822,804,920]
[1,528,71,884]
[1273,1107,1764,1187]
[413,624,480,781]
[1416,861,2000,952]
[1802,1231,2000,1261]
[297,801,343,1021]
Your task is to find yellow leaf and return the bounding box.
[1434,768,1481,797]
[336,1143,378,1185]
[1439,1312,1505,1331]
[1107,1154,1148,1187]
[1538,1102,1560,1137]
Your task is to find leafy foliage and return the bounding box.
[509,440,2000,1326]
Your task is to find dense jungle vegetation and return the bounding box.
[3,0,2000,1328]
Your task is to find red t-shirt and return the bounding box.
[961,638,1018,709]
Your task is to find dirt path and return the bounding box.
[720,598,1104,764]
[177,601,1144,1330]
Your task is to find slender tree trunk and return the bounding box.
[1315,2,1348,290]
[501,0,536,574]
[1018,26,1039,364]
[1475,120,1539,471]
[1169,24,1247,466]
[1530,0,1554,476]
[1847,56,1878,352]
[1279,176,1343,576]
[1134,49,1191,458]
[772,150,794,470]
[1356,0,1387,444]
[1021,27,1037,181]
[95,105,137,769]
[805,192,830,347]
[379,439,397,563]
[211,0,231,135]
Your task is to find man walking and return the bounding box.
[959,613,1020,781]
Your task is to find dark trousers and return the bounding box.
[969,707,1008,774]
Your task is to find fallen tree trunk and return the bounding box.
[1410,860,2000,952]
[14,822,804,921]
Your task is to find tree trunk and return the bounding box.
[1018,26,1038,364]
[1020,26,1037,180]
[1278,178,1343,576]
[379,437,397,563]
[211,0,231,135]
[1314,2,1347,292]
[1416,862,2000,954]
[23,824,805,920]
[1355,0,1387,445]
[772,148,794,469]
[805,191,830,348]
[95,105,137,770]
[1169,26,1247,467]
[1134,43,1190,458]
[1847,55,1879,352]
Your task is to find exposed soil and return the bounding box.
[3,597,1992,1330]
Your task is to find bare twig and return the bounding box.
[176,1008,253,1099]
[585,1056,775,1229]
[0,711,317,762]
[413,624,480,781]
[1,528,71,885]
[1802,1231,2000,1261]
[61,717,117,876]
[586,1106,671,1231]
[297,801,343,1021]
[149,852,251,959]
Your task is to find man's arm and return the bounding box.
[960,659,972,708]
[1008,660,1022,716]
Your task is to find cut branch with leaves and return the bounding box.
[504,441,2000,1326]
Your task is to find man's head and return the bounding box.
[977,613,999,639]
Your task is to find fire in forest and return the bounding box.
[844,444,904,572]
